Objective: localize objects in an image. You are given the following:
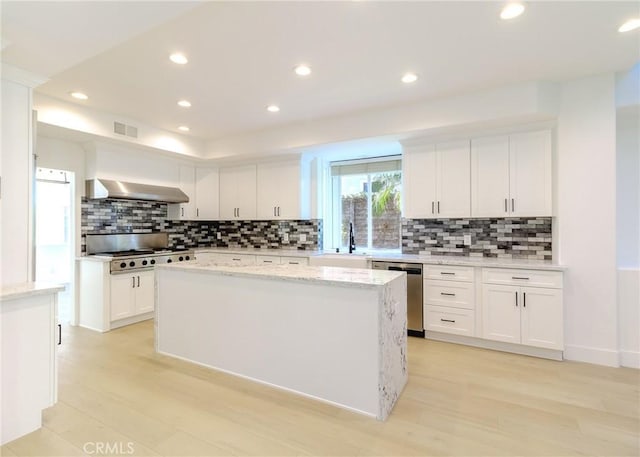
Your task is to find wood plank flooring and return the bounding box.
[2,321,638,456]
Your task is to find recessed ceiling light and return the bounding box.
[177,100,191,108]
[500,3,525,20]
[170,53,188,64]
[401,73,418,84]
[294,64,312,76]
[619,18,640,33]
[178,126,190,132]
[267,105,280,113]
[70,92,88,100]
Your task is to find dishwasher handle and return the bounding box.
[388,266,422,275]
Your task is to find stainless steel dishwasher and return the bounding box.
[371,261,424,337]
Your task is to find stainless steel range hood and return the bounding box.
[86,178,189,203]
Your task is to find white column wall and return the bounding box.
[557,74,619,366]
[1,79,34,286]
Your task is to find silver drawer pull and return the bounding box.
[289,262,299,265]
[440,319,456,323]
[512,276,530,280]
[440,292,456,296]
[440,272,456,275]
[263,260,273,263]
[232,258,241,261]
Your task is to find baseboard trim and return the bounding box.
[424,331,563,361]
[563,344,620,367]
[620,350,640,369]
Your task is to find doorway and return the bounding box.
[35,167,74,323]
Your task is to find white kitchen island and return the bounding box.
[155,261,407,421]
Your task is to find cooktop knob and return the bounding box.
[167,259,172,263]
[185,255,190,260]
[150,259,156,265]
[142,260,148,266]
[129,261,135,267]
[179,256,184,261]
[120,262,126,268]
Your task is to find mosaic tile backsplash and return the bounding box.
[81,198,322,252]
[402,217,552,259]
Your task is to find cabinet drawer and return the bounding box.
[256,255,281,265]
[424,265,474,282]
[424,305,474,336]
[281,256,308,266]
[424,279,474,309]
[482,268,562,289]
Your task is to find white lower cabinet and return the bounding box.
[424,305,474,336]
[110,270,155,321]
[424,265,476,337]
[482,269,563,350]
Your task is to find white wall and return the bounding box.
[615,106,639,368]
[1,79,34,286]
[34,93,205,159]
[557,74,619,366]
[206,81,559,159]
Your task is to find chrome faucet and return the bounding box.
[348,222,356,253]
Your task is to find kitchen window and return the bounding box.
[327,156,402,252]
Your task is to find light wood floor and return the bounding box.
[2,321,638,457]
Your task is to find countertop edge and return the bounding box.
[156,263,405,289]
[1,282,65,301]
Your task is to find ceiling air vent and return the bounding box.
[114,121,126,135]
[113,121,139,138]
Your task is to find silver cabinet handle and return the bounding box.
[277,206,280,217]
[237,208,240,218]
[132,277,135,288]
[504,198,508,213]
[232,258,241,261]
[196,208,199,217]
[523,292,526,308]
[181,207,184,217]
[512,276,529,280]
[512,198,515,212]
[263,260,273,263]
[274,207,276,217]
[289,261,299,265]
[440,319,456,323]
[437,201,440,214]
[440,292,456,296]
[440,272,455,276]
[137,276,140,287]
[515,291,518,307]
[431,201,434,214]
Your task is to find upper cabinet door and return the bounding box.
[167,165,196,220]
[402,144,437,218]
[233,165,257,220]
[218,167,238,219]
[194,168,219,220]
[256,160,301,220]
[436,140,470,218]
[509,131,552,217]
[471,136,510,217]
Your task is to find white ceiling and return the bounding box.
[3,1,639,143]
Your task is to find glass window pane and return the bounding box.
[340,174,369,250]
[371,172,401,250]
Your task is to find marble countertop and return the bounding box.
[195,247,565,271]
[194,247,323,258]
[1,282,65,301]
[157,260,404,288]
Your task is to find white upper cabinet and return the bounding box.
[219,165,257,220]
[403,140,470,219]
[194,167,219,220]
[509,131,552,217]
[256,160,301,220]
[168,166,219,220]
[471,130,552,218]
[471,136,510,217]
[436,140,471,218]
